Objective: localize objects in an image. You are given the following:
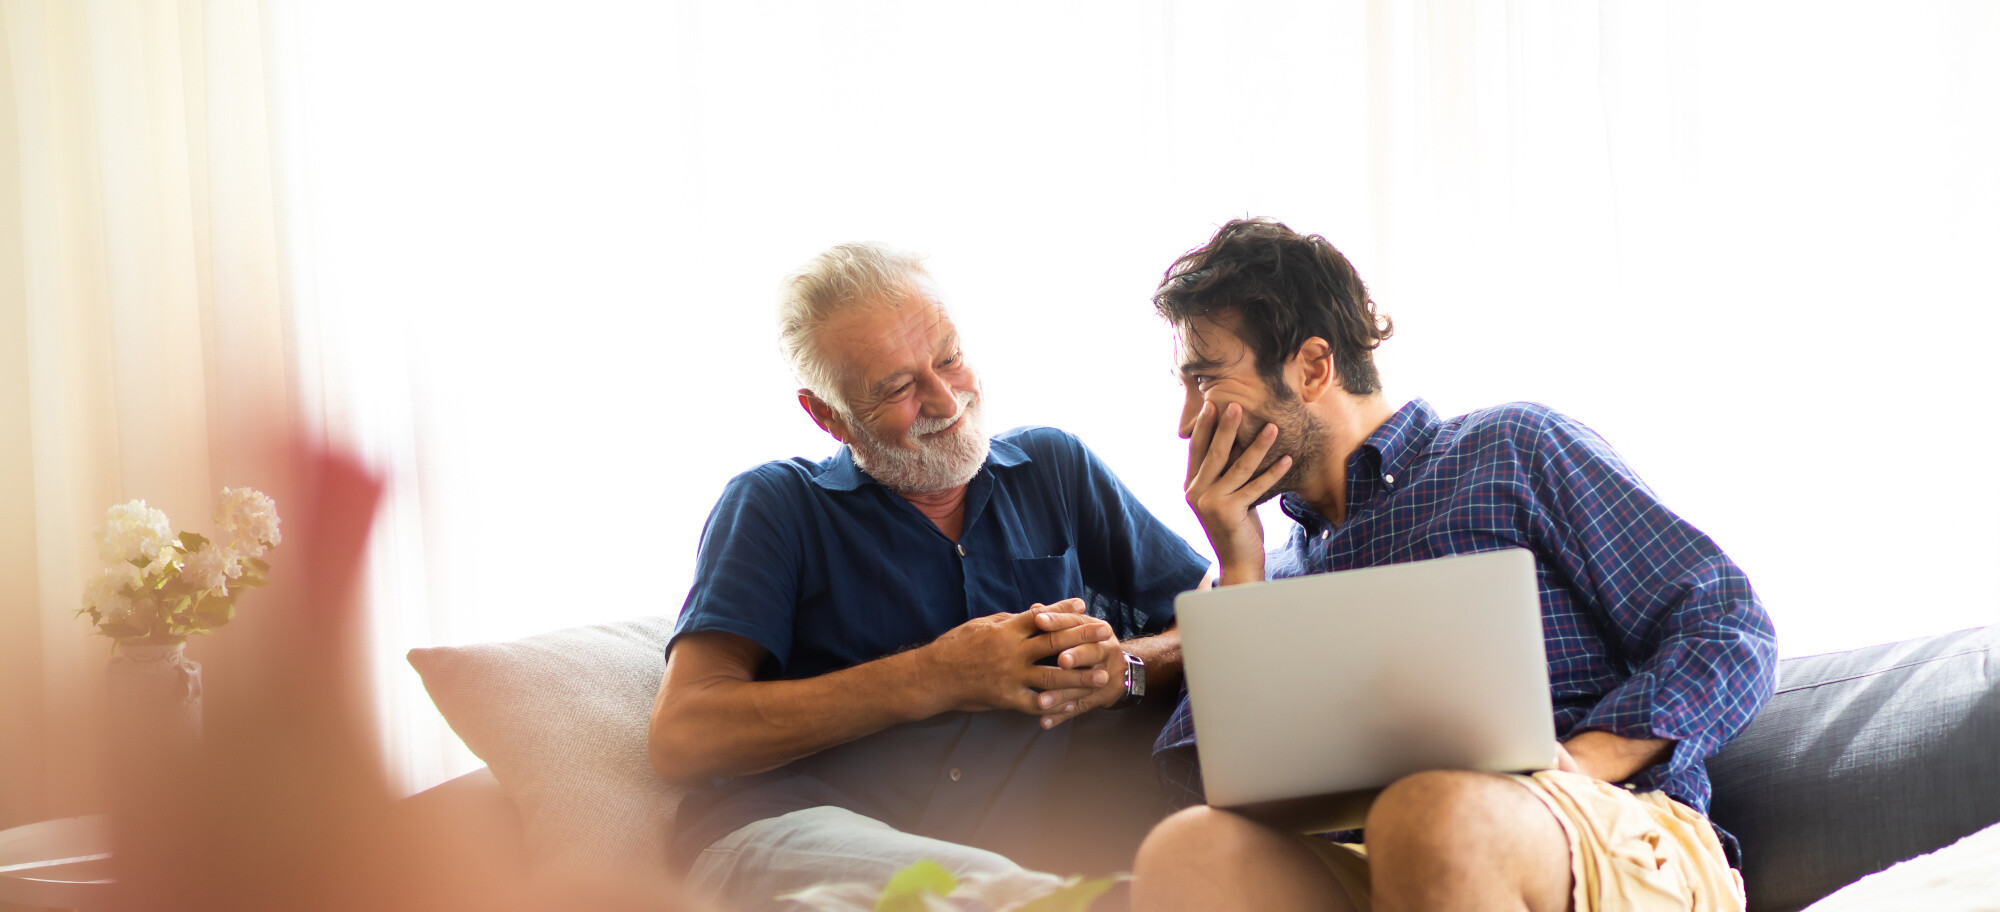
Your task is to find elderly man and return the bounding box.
[1130,219,1778,912]
[649,243,1209,910]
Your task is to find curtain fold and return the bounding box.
[0,0,296,826]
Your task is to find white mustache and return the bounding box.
[911,390,976,437]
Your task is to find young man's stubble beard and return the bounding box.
[1245,389,1325,507]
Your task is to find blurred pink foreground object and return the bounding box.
[92,440,704,912]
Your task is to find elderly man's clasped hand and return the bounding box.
[915,597,1128,729]
[1032,601,1131,729]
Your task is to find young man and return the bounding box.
[650,243,1208,910]
[1131,219,1777,912]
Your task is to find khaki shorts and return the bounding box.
[1297,770,1746,911]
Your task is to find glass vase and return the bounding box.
[105,639,203,743]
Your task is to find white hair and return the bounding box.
[777,242,934,408]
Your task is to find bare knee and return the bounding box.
[1134,806,1353,912]
[1365,771,1570,911]
[1367,770,1525,848]
[1133,805,1247,882]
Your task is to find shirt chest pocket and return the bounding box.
[1011,547,1083,608]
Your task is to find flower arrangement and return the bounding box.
[79,487,282,644]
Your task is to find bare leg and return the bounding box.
[1131,806,1358,912]
[1365,771,1572,912]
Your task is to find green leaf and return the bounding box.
[178,531,209,550]
[194,600,235,627]
[235,576,271,589]
[245,557,270,574]
[877,860,958,912]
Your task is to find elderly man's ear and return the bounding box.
[798,390,850,442]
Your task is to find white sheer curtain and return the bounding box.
[1,0,297,825]
[276,0,2000,792]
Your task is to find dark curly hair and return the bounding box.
[1154,218,1394,396]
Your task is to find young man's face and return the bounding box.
[1174,312,1322,500]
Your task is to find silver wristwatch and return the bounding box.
[1105,652,1146,710]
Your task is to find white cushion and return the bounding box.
[407,617,681,869]
[1800,820,2000,912]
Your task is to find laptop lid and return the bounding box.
[1175,547,1556,832]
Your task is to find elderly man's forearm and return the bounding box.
[648,650,938,782]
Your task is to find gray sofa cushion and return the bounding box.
[407,617,682,870]
[1706,625,2000,912]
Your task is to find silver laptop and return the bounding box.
[1174,548,1556,833]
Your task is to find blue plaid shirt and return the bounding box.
[1153,399,1778,859]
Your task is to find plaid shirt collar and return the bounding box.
[1279,397,1441,532]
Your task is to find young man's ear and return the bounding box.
[799,390,850,442]
[1292,337,1338,403]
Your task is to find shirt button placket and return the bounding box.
[956,541,975,623]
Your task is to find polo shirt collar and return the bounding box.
[812,434,1032,492]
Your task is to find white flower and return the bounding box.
[99,595,138,626]
[216,487,281,557]
[146,541,182,577]
[181,543,242,594]
[83,564,143,623]
[97,500,174,566]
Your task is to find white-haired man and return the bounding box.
[649,243,1210,910]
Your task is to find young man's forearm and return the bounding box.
[1562,730,1673,784]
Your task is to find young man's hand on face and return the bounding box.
[1185,401,1291,586]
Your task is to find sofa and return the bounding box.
[406,622,2000,911]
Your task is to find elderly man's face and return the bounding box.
[814,285,988,492]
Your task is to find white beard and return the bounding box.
[846,389,990,493]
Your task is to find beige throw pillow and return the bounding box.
[407,617,682,870]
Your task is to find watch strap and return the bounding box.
[1106,651,1146,710]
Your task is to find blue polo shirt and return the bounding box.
[667,426,1209,866]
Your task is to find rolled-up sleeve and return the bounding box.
[1526,411,1778,786]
